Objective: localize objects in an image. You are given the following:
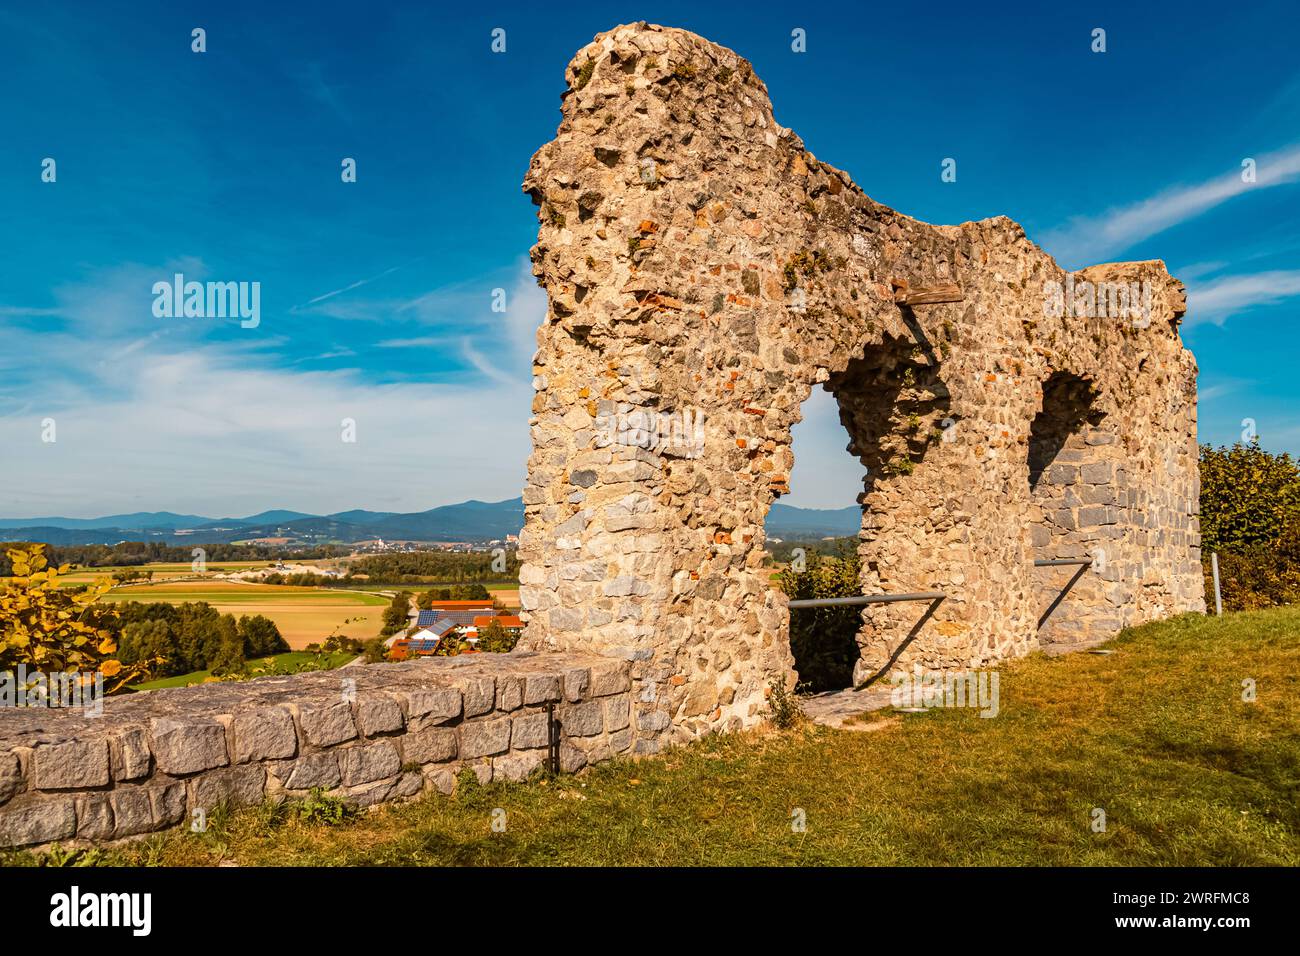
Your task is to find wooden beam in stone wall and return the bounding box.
[895,283,964,306]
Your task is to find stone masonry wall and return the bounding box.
[517,23,1204,747]
[0,652,631,850]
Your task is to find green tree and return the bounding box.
[119,619,180,677]
[361,636,388,663]
[1199,440,1300,552]
[777,546,863,693]
[476,618,518,653]
[207,627,247,678]
[381,591,413,637]
[238,614,288,657]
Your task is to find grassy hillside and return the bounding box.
[15,606,1299,866]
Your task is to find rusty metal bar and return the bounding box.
[1033,558,1093,567]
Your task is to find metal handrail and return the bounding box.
[785,559,1092,610]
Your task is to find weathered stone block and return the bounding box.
[339,741,401,787]
[423,766,456,795]
[75,794,114,840]
[496,676,524,711]
[510,712,550,750]
[393,771,424,798]
[495,751,544,782]
[559,744,587,774]
[345,778,399,807]
[299,702,357,748]
[110,727,152,781]
[108,788,155,838]
[397,687,462,724]
[1080,462,1113,484]
[457,677,496,717]
[356,695,405,737]
[563,666,590,701]
[636,709,671,733]
[152,782,187,828]
[1045,463,1077,486]
[233,706,298,762]
[604,693,632,731]
[189,764,267,810]
[589,662,632,696]
[0,798,75,847]
[459,717,512,759]
[401,728,458,765]
[524,673,562,705]
[0,751,20,805]
[284,753,341,790]
[561,700,605,737]
[149,717,229,775]
[33,739,110,790]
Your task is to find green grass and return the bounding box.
[14,607,1300,866]
[130,651,356,690]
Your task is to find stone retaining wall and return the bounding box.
[0,651,632,850]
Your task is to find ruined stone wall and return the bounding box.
[518,23,1204,747]
[0,653,631,849]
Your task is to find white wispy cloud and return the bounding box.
[0,259,546,518]
[292,265,403,310]
[1042,143,1300,267]
[1187,269,1300,326]
[1,345,533,519]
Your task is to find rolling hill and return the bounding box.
[0,498,859,545]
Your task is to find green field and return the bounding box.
[131,650,357,691]
[33,605,1297,867]
[35,561,273,588]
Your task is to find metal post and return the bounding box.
[1211,552,1223,616]
[546,701,560,774]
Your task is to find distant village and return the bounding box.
[350,535,518,554]
[386,599,522,659]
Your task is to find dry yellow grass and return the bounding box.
[100,580,390,649]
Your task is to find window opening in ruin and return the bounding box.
[777,338,950,693]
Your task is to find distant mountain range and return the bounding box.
[0,498,860,546]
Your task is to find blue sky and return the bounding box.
[1,0,1297,518]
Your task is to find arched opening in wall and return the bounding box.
[1026,371,1111,646]
[777,336,950,692]
[781,387,868,694]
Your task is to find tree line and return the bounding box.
[0,541,344,573]
[348,551,519,584]
[115,601,289,679]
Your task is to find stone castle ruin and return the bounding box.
[0,23,1205,851]
[518,23,1205,751]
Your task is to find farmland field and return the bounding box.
[50,561,275,587]
[487,584,520,607]
[101,580,390,649]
